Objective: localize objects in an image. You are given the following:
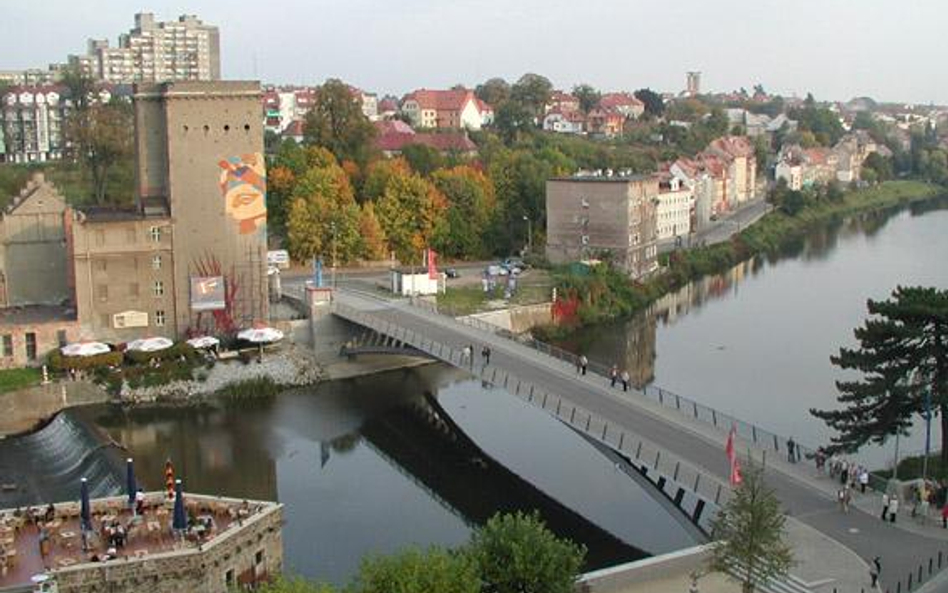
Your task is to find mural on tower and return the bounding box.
[219,153,267,235]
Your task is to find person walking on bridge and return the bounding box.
[870,556,881,589]
[481,345,491,366]
[620,370,630,392]
[609,364,618,388]
[579,355,588,376]
[787,437,797,463]
[881,492,890,521]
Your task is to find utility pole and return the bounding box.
[330,221,337,289]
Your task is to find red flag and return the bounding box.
[427,248,438,279]
[726,427,743,486]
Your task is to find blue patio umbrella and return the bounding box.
[126,458,137,506]
[172,479,187,532]
[80,477,92,533]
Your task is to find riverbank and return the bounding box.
[538,180,943,336]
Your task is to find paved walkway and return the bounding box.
[333,289,948,592]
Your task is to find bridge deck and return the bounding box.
[332,290,947,591]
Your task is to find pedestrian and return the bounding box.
[787,437,796,463]
[941,502,948,528]
[888,494,899,523]
[840,461,849,486]
[135,488,146,516]
[609,364,618,388]
[620,370,630,392]
[870,556,881,588]
[481,345,491,365]
[881,492,890,521]
[843,486,852,513]
[858,467,869,494]
[462,345,472,365]
[579,355,588,376]
[838,488,848,512]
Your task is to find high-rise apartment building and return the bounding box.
[69,13,220,84]
[686,71,701,97]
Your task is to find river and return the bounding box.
[561,196,948,469]
[73,363,698,585]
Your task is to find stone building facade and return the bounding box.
[546,176,659,279]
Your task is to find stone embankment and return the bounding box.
[120,345,325,404]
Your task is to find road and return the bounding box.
[333,289,947,592]
[659,198,773,254]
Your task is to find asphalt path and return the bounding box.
[336,289,946,591]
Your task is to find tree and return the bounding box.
[572,84,600,114]
[65,99,134,204]
[400,143,444,177]
[256,577,336,593]
[862,152,893,182]
[285,150,363,264]
[430,165,496,258]
[510,73,553,119]
[475,77,511,107]
[634,88,664,118]
[465,511,586,593]
[61,63,95,111]
[359,202,389,260]
[355,547,480,593]
[375,169,447,263]
[811,286,948,463]
[304,78,377,165]
[493,100,535,145]
[708,464,794,593]
[362,158,412,202]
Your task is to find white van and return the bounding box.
[267,250,290,269]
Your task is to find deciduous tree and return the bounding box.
[65,99,133,204]
[475,77,511,107]
[431,165,496,258]
[355,547,479,593]
[359,202,389,260]
[572,84,600,114]
[304,78,377,165]
[465,511,586,593]
[375,170,447,263]
[634,88,664,118]
[362,158,412,202]
[708,464,794,593]
[812,286,948,463]
[510,73,553,119]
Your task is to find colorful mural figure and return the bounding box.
[219,153,267,235]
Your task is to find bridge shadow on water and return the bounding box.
[359,390,652,570]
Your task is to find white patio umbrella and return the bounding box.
[126,337,174,352]
[237,327,284,344]
[186,336,220,349]
[61,342,111,357]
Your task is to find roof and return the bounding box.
[283,120,305,137]
[374,120,415,135]
[707,135,755,159]
[599,92,644,109]
[76,205,166,223]
[378,98,399,112]
[403,89,479,112]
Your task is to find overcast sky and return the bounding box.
[5,0,947,105]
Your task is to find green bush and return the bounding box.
[124,342,197,365]
[47,350,123,372]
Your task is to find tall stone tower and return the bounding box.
[686,71,701,97]
[134,81,267,336]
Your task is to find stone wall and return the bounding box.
[463,302,552,334]
[0,380,108,436]
[577,544,713,592]
[51,495,284,593]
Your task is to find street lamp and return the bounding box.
[522,215,533,254]
[330,221,337,289]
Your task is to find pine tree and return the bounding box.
[708,464,794,593]
[811,286,948,463]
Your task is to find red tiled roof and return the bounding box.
[374,120,415,135]
[476,98,493,113]
[403,89,478,112]
[708,135,755,159]
[599,92,644,109]
[283,120,305,138]
[378,98,399,112]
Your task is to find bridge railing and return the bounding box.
[405,297,833,481]
[333,300,735,518]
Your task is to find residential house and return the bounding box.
[545,91,580,114]
[377,97,399,120]
[832,131,878,182]
[349,86,379,121]
[543,109,585,134]
[400,89,489,130]
[774,160,803,190]
[282,119,305,143]
[0,86,70,164]
[373,120,477,157]
[655,174,694,242]
[599,93,645,120]
[586,108,624,137]
[706,135,757,205]
[669,158,714,230]
[545,174,659,280]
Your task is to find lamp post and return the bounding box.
[522,215,533,254]
[330,221,337,289]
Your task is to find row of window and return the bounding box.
[96,255,162,272]
[94,226,163,247]
[97,281,164,300]
[1,329,68,361]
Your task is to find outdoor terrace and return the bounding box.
[0,491,277,589]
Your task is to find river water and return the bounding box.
[561,197,948,469]
[74,363,698,584]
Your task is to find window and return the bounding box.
[225,569,235,587]
[129,283,139,298]
[153,280,164,297]
[97,284,109,302]
[1,335,12,357]
[25,332,36,361]
[255,550,264,565]
[152,255,162,270]
[57,330,67,348]
[150,226,162,243]
[155,310,165,327]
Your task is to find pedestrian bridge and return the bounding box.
[329,288,947,593]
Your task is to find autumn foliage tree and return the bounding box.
[431,166,495,258]
[375,169,447,264]
[359,202,388,261]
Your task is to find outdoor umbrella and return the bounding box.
[126,458,137,507]
[126,336,174,352]
[237,326,284,344]
[61,341,110,357]
[80,477,92,533]
[186,335,220,349]
[172,479,187,533]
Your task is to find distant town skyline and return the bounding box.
[4,0,947,105]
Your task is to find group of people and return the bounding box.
[607,364,633,392]
[460,344,491,368]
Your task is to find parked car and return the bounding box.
[502,257,527,274]
[486,264,509,276]
[445,268,460,279]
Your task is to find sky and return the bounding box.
[5,0,948,105]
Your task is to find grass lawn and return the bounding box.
[438,270,553,316]
[0,367,43,394]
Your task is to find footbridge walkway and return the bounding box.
[330,289,947,592]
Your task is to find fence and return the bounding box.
[332,301,734,520]
[882,548,948,593]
